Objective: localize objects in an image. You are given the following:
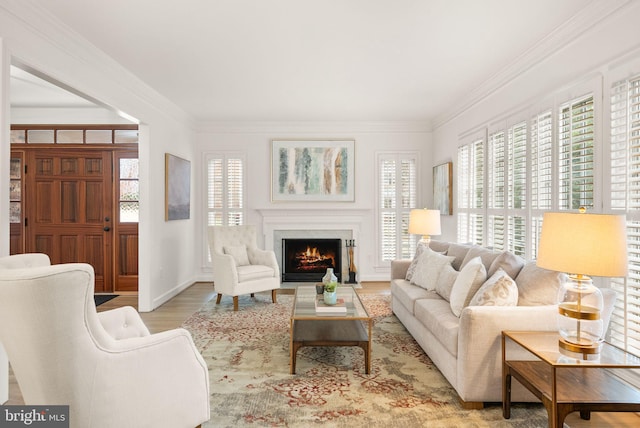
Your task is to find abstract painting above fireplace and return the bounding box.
[282,238,342,282]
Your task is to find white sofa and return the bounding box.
[390,240,616,409]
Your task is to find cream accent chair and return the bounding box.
[0,254,210,428]
[208,225,280,311]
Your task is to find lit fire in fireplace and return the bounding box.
[295,246,335,271]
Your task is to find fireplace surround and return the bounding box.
[259,208,367,284]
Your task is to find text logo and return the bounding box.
[0,406,69,428]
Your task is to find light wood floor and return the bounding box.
[5,281,639,426]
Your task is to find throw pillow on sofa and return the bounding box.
[411,247,455,291]
[449,256,487,316]
[516,261,565,306]
[405,243,427,282]
[445,243,473,271]
[460,246,500,272]
[469,268,518,306]
[487,251,526,278]
[435,263,458,302]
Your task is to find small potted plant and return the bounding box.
[323,280,338,305]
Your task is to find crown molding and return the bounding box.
[195,120,432,134]
[432,0,632,130]
[2,0,196,129]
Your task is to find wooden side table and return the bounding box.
[502,331,640,428]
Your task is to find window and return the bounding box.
[530,111,553,258]
[609,75,640,356]
[377,153,418,263]
[457,94,594,260]
[559,96,595,210]
[457,139,484,245]
[205,152,246,262]
[118,158,139,223]
[485,122,528,256]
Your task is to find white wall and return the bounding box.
[10,107,130,124]
[195,122,431,281]
[0,1,199,313]
[431,1,640,241]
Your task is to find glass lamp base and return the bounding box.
[559,337,602,354]
[557,274,604,357]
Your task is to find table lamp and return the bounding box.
[408,208,441,246]
[537,210,627,357]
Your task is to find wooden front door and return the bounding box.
[26,150,113,292]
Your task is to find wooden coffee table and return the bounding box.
[289,285,372,374]
[502,331,640,428]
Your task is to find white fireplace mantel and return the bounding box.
[258,208,370,282]
[258,208,370,250]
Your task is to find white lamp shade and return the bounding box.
[408,209,441,236]
[537,212,628,277]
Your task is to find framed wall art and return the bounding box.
[165,153,191,220]
[271,140,355,202]
[433,161,453,215]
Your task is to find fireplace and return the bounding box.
[282,238,342,282]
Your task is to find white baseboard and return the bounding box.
[151,279,195,311]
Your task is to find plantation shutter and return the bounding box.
[507,215,526,256]
[487,130,505,250]
[609,76,640,356]
[380,158,397,261]
[488,215,505,251]
[508,122,527,210]
[530,110,553,258]
[227,158,244,225]
[531,111,553,210]
[457,144,470,242]
[506,122,527,256]
[378,154,418,263]
[457,139,484,245]
[400,159,417,258]
[488,131,505,210]
[558,95,594,210]
[206,154,245,227]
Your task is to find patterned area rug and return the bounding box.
[182,293,547,427]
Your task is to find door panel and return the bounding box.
[26,150,113,293]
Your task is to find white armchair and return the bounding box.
[0,254,210,428]
[208,225,280,311]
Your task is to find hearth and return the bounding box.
[282,238,342,282]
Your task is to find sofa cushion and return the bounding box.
[405,243,427,282]
[224,245,250,266]
[414,298,460,357]
[516,261,565,306]
[469,268,518,307]
[461,246,500,272]
[445,243,472,271]
[391,279,441,315]
[236,264,275,282]
[487,251,525,279]
[411,248,455,291]
[435,263,458,302]
[449,256,487,317]
[429,240,450,253]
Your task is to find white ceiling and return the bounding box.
[15,0,591,123]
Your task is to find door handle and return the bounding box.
[103,226,111,232]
